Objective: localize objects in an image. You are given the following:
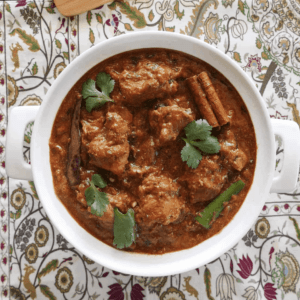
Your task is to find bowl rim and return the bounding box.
[31,31,275,276]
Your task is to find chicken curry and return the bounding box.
[49,49,256,254]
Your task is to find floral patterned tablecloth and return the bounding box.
[1,0,300,299]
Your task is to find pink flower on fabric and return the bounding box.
[2,224,6,233]
[297,205,300,212]
[2,257,6,265]
[16,0,27,7]
[246,54,262,72]
[264,283,277,300]
[105,14,119,34]
[262,205,267,211]
[0,242,5,250]
[274,205,279,212]
[284,204,289,209]
[237,255,253,279]
[0,210,5,218]
[2,191,6,199]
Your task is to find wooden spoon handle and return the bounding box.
[54,0,112,17]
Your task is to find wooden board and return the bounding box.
[54,0,112,17]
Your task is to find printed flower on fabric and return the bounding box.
[11,188,26,210]
[145,277,167,295]
[54,62,66,79]
[204,13,221,45]
[246,54,262,72]
[278,37,290,51]
[231,19,247,40]
[160,287,186,300]
[20,94,42,106]
[255,217,270,238]
[237,255,253,279]
[71,43,76,52]
[216,274,236,300]
[264,283,277,300]
[106,14,119,34]
[55,267,74,293]
[10,286,26,300]
[262,22,274,39]
[243,286,258,300]
[256,0,269,11]
[7,75,18,107]
[276,249,300,293]
[25,243,38,264]
[34,225,49,247]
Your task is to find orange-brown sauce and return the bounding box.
[49,49,256,254]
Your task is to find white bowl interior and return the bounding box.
[31,32,275,276]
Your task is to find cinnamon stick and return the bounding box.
[198,72,229,126]
[186,75,219,127]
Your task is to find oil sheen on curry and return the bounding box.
[49,49,256,254]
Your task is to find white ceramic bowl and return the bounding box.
[6,32,300,276]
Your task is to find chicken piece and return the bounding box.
[179,155,228,203]
[118,61,178,105]
[149,105,195,145]
[88,111,132,175]
[131,109,148,140]
[81,109,106,146]
[219,129,248,171]
[136,173,186,228]
[132,136,156,166]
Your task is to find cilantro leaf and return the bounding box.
[113,208,136,249]
[82,73,114,113]
[191,136,220,154]
[85,174,109,217]
[90,190,109,216]
[91,174,107,188]
[82,79,102,99]
[181,139,202,169]
[96,72,115,97]
[181,119,220,168]
[86,95,112,113]
[184,120,212,141]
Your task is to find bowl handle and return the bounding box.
[270,119,300,193]
[6,106,39,181]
